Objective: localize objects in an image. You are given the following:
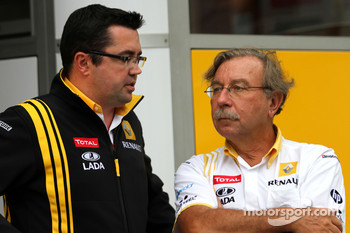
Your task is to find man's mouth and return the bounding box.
[125,82,136,91]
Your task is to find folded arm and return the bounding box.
[176,205,342,233]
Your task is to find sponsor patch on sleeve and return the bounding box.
[330,189,343,204]
[0,120,12,132]
[322,154,338,160]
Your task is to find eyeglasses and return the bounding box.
[87,51,147,68]
[205,84,270,98]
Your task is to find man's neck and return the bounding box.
[227,127,277,167]
[103,107,116,130]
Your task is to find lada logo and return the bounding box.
[81,152,100,162]
[216,187,235,197]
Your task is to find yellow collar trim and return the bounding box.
[115,95,143,117]
[62,75,103,114]
[223,126,282,168]
[223,141,240,166]
[61,71,142,116]
[266,126,282,168]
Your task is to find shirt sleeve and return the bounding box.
[143,154,175,233]
[174,155,218,218]
[0,106,39,233]
[299,148,346,231]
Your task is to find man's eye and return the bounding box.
[212,87,222,92]
[124,57,132,62]
[232,85,244,91]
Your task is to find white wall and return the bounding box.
[54,0,175,206]
[0,57,38,112]
[54,0,169,36]
[133,48,174,206]
[0,57,39,215]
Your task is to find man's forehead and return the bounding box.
[213,57,264,82]
[221,56,263,68]
[106,26,142,55]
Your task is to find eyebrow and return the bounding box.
[210,80,222,86]
[119,50,142,57]
[211,79,249,86]
[230,79,249,86]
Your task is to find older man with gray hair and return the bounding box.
[174,48,345,233]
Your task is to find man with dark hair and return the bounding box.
[174,48,345,232]
[0,4,174,233]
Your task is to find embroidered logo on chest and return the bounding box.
[213,175,242,184]
[73,137,99,148]
[279,162,298,177]
[81,151,105,171]
[122,120,136,140]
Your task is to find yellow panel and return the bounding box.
[191,49,350,230]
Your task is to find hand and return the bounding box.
[287,208,342,233]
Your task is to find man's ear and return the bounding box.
[268,91,284,117]
[74,52,91,76]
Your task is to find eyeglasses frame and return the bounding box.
[204,85,271,98]
[87,50,147,67]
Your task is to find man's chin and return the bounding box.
[215,121,240,134]
[115,96,133,107]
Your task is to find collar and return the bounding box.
[224,126,282,168]
[60,71,143,116]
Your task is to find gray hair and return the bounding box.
[204,47,294,115]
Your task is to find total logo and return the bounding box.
[74,137,99,148]
[213,175,241,185]
[81,152,105,171]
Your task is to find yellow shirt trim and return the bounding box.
[62,76,103,113]
[115,159,120,177]
[223,141,240,166]
[266,127,283,168]
[223,126,282,168]
[115,95,143,117]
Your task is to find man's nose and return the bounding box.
[130,63,142,75]
[215,88,233,107]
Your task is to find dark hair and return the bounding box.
[60,4,144,77]
[205,47,294,115]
